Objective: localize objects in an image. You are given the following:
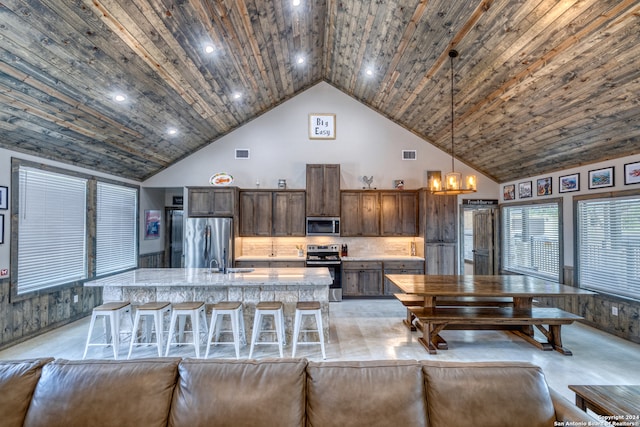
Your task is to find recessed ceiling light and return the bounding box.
[293,0,301,6]
[365,68,374,76]
[114,94,126,102]
[204,45,215,54]
[167,128,178,136]
[233,92,242,100]
[297,56,305,64]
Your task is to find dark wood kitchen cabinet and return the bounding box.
[240,190,305,237]
[342,261,383,296]
[187,187,236,217]
[272,191,306,236]
[239,191,272,236]
[306,164,341,217]
[419,190,458,275]
[380,191,418,236]
[383,260,425,295]
[424,193,457,243]
[340,191,380,236]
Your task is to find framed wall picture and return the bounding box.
[0,186,7,210]
[518,181,532,199]
[503,184,515,200]
[624,162,640,185]
[308,113,336,139]
[0,214,4,244]
[559,173,580,193]
[588,167,614,189]
[536,177,552,196]
[144,210,161,239]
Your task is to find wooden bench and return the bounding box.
[394,293,514,331]
[408,306,583,355]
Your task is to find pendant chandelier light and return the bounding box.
[430,50,477,195]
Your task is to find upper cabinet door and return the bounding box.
[306,164,340,217]
[187,188,236,217]
[380,191,417,236]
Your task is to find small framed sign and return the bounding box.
[0,186,7,210]
[309,113,336,139]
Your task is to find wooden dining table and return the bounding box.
[386,274,594,355]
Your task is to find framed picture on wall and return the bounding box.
[144,210,161,240]
[503,184,515,200]
[0,186,7,210]
[588,167,614,189]
[624,162,640,185]
[0,214,4,244]
[559,173,580,193]
[537,177,552,196]
[308,113,336,139]
[518,181,532,199]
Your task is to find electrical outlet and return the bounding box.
[612,306,618,316]
[73,295,79,303]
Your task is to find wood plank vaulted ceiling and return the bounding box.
[0,0,638,183]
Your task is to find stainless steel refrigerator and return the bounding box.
[183,217,233,270]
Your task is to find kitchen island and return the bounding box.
[84,267,332,343]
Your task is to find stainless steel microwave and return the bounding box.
[306,217,340,236]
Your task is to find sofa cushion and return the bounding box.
[23,358,180,427]
[0,358,53,427]
[422,361,556,427]
[306,360,428,427]
[169,358,307,427]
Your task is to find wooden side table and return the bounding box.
[569,385,640,424]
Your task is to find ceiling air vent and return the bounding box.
[235,148,250,159]
[402,150,417,160]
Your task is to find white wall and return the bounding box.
[143,82,498,198]
[499,153,640,267]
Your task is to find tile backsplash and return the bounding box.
[238,237,423,258]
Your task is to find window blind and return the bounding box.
[502,203,560,280]
[96,182,138,276]
[18,167,87,294]
[577,196,640,299]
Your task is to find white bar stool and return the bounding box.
[292,301,326,359]
[205,301,246,359]
[165,302,207,358]
[83,301,132,360]
[249,301,285,358]
[127,301,172,358]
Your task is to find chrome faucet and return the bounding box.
[209,258,219,273]
[222,248,228,274]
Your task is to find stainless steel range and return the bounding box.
[306,244,342,302]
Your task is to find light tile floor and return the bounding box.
[1,299,639,402]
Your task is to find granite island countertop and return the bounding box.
[84,267,332,287]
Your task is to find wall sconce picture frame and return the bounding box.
[518,181,532,199]
[559,173,580,193]
[588,167,614,189]
[308,113,336,139]
[0,186,7,210]
[624,162,640,185]
[536,177,552,196]
[503,184,515,200]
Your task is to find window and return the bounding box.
[96,182,138,276]
[17,167,87,294]
[577,195,640,299]
[502,201,561,281]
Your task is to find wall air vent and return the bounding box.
[235,148,250,159]
[402,150,417,160]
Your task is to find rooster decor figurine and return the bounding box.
[362,176,374,190]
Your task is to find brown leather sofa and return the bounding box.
[1,357,597,427]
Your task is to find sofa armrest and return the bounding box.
[549,388,599,424]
